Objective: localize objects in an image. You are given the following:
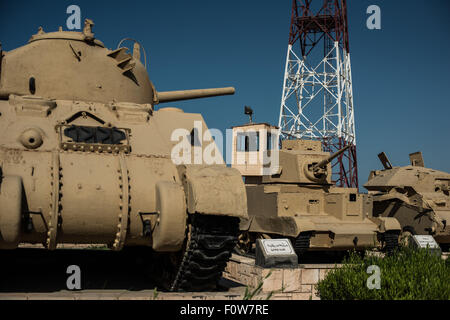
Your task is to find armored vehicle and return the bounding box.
[231,123,401,255]
[0,20,248,291]
[365,152,450,250]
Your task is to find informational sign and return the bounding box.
[261,239,294,256]
[412,235,440,249]
[255,238,298,268]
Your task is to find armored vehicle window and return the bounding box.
[64,126,126,145]
[237,132,259,152]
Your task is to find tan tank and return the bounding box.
[364,152,450,250]
[0,20,248,291]
[231,123,401,255]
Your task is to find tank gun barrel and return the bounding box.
[313,144,351,171]
[156,87,235,104]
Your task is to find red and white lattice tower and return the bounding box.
[278,0,358,187]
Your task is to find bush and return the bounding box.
[316,248,450,300]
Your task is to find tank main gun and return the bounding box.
[156,87,235,104]
[311,144,351,179]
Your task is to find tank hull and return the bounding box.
[0,148,179,248]
[372,199,450,244]
[242,184,385,252]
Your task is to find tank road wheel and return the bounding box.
[169,215,239,292]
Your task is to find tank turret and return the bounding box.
[0,19,235,106]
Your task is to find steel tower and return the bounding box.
[278,0,358,187]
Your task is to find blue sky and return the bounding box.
[1,0,449,187]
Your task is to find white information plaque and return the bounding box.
[261,239,294,256]
[412,235,440,249]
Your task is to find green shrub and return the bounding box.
[316,248,449,300]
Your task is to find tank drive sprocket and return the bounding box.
[170,215,239,292]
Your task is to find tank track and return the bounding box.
[293,232,312,255]
[170,215,239,292]
[384,231,400,254]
